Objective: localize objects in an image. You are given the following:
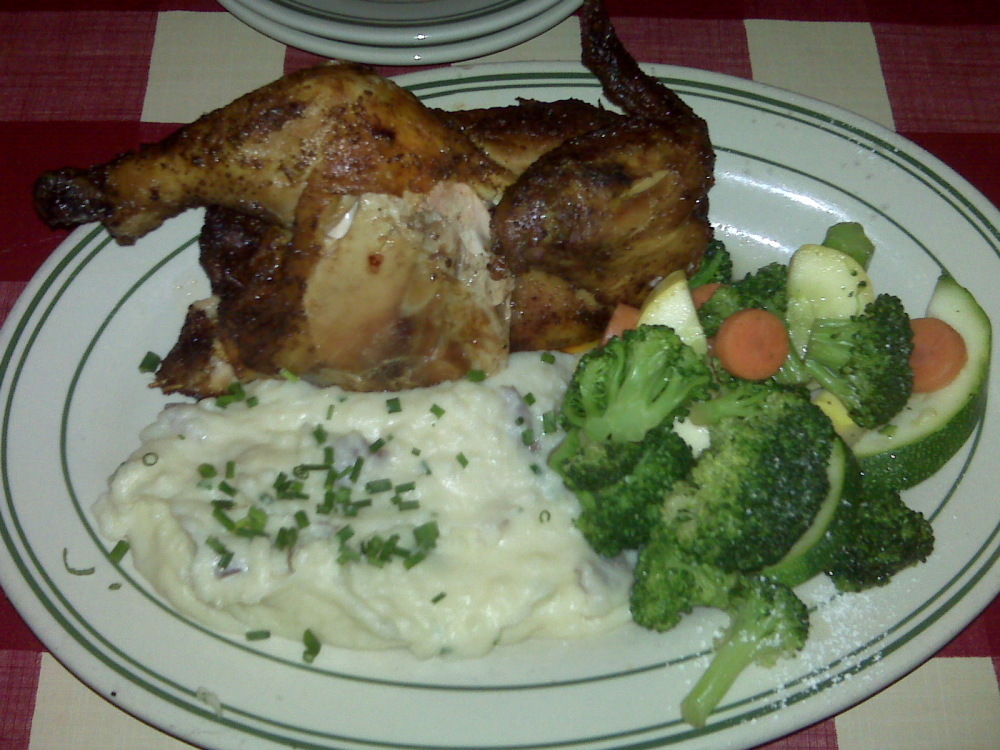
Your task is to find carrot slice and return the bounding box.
[909,317,968,393]
[714,308,789,381]
[602,303,641,343]
[690,282,723,309]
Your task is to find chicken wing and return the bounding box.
[493,0,715,350]
[34,61,511,243]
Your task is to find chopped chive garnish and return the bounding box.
[348,498,372,514]
[431,592,447,604]
[530,463,543,475]
[521,429,535,446]
[108,540,130,564]
[313,424,328,444]
[245,395,260,408]
[337,546,361,564]
[139,351,161,373]
[294,510,310,529]
[225,460,236,479]
[412,521,440,550]
[324,446,334,465]
[302,629,321,663]
[245,629,271,641]
[524,392,537,406]
[206,536,233,569]
[218,481,238,497]
[215,382,247,407]
[411,447,422,456]
[142,452,158,466]
[212,506,236,530]
[456,452,469,468]
[539,510,552,523]
[362,533,408,567]
[541,410,558,434]
[62,548,95,576]
[466,369,486,382]
[275,526,298,550]
[540,352,556,364]
[348,457,364,483]
[430,404,446,418]
[232,506,268,537]
[108,582,122,591]
[326,404,335,420]
[335,525,355,543]
[369,437,387,453]
[386,397,402,413]
[365,478,393,494]
[421,460,432,475]
[279,368,300,382]
[396,499,420,511]
[198,463,218,479]
[394,481,416,493]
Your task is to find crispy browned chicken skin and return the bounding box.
[33,0,714,394]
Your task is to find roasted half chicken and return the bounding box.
[33,0,714,394]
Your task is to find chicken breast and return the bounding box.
[155,183,510,395]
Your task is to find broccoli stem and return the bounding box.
[680,628,761,728]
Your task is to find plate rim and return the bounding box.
[218,0,582,65]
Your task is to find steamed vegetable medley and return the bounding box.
[548,223,991,727]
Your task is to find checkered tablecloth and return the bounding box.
[1,1,999,749]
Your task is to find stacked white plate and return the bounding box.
[219,0,583,65]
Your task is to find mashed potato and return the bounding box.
[95,352,632,658]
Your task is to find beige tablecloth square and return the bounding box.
[835,656,1000,750]
[29,654,196,750]
[745,20,894,130]
[142,11,286,124]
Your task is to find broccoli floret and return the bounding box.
[698,262,789,337]
[823,483,934,591]
[631,524,740,631]
[559,325,714,444]
[548,325,711,555]
[572,426,694,556]
[548,429,646,491]
[776,294,914,429]
[631,526,809,728]
[765,457,935,592]
[667,384,836,572]
[688,239,733,288]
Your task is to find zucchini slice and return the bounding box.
[853,275,991,490]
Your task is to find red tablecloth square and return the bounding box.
[0,121,141,282]
[875,24,1000,133]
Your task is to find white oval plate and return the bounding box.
[242,0,567,46]
[1,63,998,750]
[220,0,582,65]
